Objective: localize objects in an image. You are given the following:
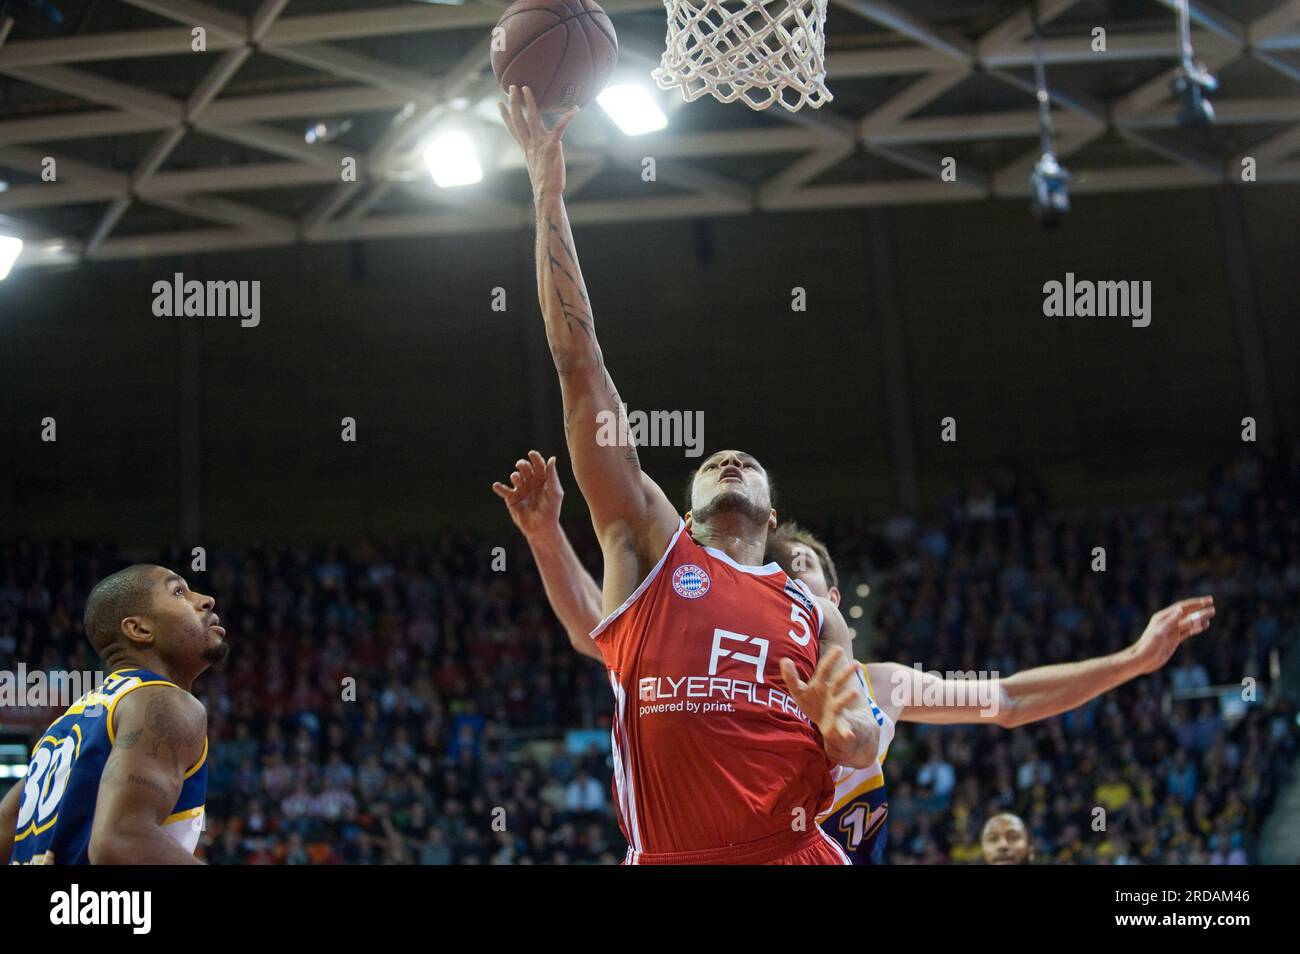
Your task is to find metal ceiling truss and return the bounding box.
[0,0,1298,266]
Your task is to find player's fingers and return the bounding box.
[828,658,857,697]
[545,455,557,477]
[1167,597,1210,620]
[779,658,807,695]
[509,86,528,142]
[516,457,534,480]
[497,100,517,139]
[1177,597,1214,618]
[1153,606,1182,630]
[812,646,847,690]
[816,645,844,678]
[509,470,525,490]
[501,95,523,143]
[528,449,547,471]
[552,107,579,139]
[829,684,857,717]
[522,86,544,135]
[824,718,855,752]
[1181,608,1215,635]
[491,481,513,500]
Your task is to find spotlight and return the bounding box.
[597,84,668,136]
[0,234,24,281]
[422,130,482,188]
[1029,152,1070,229]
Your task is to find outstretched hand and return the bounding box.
[492,450,564,537]
[1131,596,1215,674]
[497,85,578,198]
[780,646,862,764]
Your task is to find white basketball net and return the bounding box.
[652,0,832,112]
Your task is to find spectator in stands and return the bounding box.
[1,448,1296,864]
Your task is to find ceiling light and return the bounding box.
[597,84,668,136]
[423,131,482,188]
[0,235,24,281]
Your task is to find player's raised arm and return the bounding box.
[88,686,207,864]
[497,87,679,590]
[873,596,1215,727]
[493,450,604,661]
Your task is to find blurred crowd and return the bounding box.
[1,446,1297,864]
[837,448,1300,863]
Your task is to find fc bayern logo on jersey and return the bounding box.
[671,564,711,599]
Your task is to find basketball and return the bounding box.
[490,0,618,112]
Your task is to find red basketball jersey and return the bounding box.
[592,519,835,858]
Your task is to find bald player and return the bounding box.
[982,813,1034,864]
[495,451,1215,863]
[1,565,227,865]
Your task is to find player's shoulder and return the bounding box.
[113,683,207,741]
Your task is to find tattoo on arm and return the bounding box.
[545,219,595,342]
[143,695,203,774]
[126,773,172,798]
[117,728,143,750]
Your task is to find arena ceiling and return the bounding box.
[0,0,1298,267]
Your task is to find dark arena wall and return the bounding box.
[2,185,1296,544]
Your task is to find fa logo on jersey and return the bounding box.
[672,564,711,599]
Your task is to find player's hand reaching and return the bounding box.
[493,451,563,538]
[1130,595,1215,674]
[498,85,578,198]
[780,646,863,765]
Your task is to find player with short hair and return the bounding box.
[1,565,227,865]
[981,813,1034,864]
[495,451,1215,863]
[498,87,882,863]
